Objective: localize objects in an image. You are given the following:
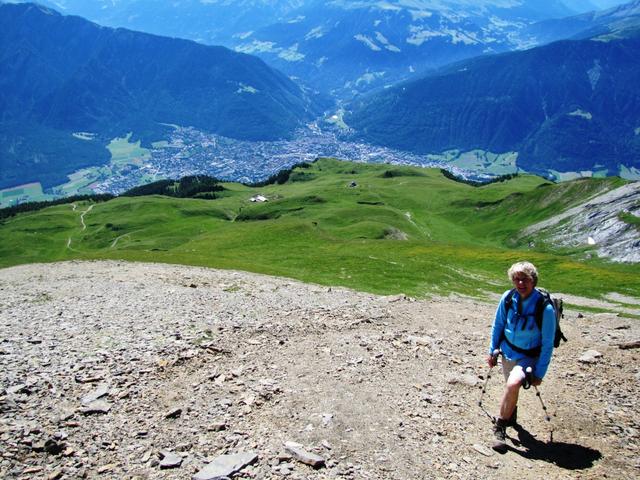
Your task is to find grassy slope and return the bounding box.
[0,159,637,300]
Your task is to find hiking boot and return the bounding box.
[492,419,508,453]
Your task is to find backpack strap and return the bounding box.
[506,288,534,330]
[499,290,516,348]
[500,288,544,357]
[504,288,516,314]
[533,290,550,331]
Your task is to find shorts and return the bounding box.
[501,356,537,383]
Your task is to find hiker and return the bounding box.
[487,261,555,450]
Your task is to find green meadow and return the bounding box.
[0,159,637,304]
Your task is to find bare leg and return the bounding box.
[499,366,524,421]
[493,365,525,451]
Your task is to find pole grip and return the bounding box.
[523,366,533,390]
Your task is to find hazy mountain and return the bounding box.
[227,0,592,98]
[15,0,595,36]
[10,1,629,98]
[591,0,634,8]
[522,0,640,45]
[0,2,321,189]
[24,0,307,45]
[344,31,640,178]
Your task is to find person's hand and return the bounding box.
[486,354,497,368]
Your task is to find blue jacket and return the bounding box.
[489,288,556,379]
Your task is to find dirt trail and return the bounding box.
[79,204,94,231]
[66,204,95,250]
[0,261,638,479]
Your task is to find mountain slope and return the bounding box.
[19,1,610,99]
[29,0,307,44]
[522,0,640,45]
[522,181,640,262]
[344,34,640,177]
[0,2,321,189]
[226,0,587,98]
[1,159,637,299]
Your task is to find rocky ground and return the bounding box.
[1,261,639,480]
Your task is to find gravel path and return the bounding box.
[1,261,638,479]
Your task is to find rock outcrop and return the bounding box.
[523,182,640,263]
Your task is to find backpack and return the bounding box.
[504,287,567,350]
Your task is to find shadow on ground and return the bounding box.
[507,425,602,469]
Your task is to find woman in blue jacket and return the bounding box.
[487,261,555,451]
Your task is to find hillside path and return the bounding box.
[66,204,95,250]
[79,204,94,231]
[0,261,638,479]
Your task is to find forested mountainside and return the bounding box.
[18,1,631,98]
[0,2,321,189]
[345,31,640,178]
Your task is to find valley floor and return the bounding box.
[0,261,638,479]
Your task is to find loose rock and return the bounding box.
[164,407,183,419]
[192,452,258,480]
[80,400,112,414]
[284,442,326,468]
[1,261,638,480]
[579,350,603,364]
[448,374,479,387]
[472,444,494,457]
[81,384,110,405]
[159,450,183,469]
[617,340,640,350]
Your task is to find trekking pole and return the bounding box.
[525,366,554,442]
[478,349,500,422]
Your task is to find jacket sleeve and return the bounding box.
[534,303,556,379]
[489,292,508,354]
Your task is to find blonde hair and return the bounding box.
[508,261,538,286]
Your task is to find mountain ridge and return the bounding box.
[344,32,640,178]
[17,0,630,99]
[0,2,322,189]
[522,0,640,44]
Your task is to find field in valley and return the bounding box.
[0,183,53,209]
